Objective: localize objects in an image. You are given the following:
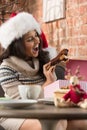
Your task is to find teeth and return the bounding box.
[34,46,38,49]
[35,45,38,48]
[33,47,39,51]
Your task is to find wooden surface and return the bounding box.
[0,103,87,120]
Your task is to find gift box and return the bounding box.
[44,80,87,98]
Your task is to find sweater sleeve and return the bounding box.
[0,66,22,99]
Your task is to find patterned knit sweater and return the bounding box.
[0,56,45,99]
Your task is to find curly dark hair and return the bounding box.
[0,35,50,74]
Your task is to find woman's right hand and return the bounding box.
[42,62,57,87]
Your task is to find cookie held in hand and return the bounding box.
[50,49,69,66]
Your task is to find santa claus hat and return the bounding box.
[0,12,41,49]
[10,12,48,49]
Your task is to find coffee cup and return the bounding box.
[18,84,41,99]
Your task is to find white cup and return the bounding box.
[18,85,41,99]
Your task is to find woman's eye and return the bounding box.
[26,34,38,42]
[27,37,33,42]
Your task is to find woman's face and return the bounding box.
[23,30,40,58]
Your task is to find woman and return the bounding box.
[0,12,67,130]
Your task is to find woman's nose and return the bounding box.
[34,37,40,44]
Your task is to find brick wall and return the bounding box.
[28,0,87,60]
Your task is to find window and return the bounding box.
[43,0,65,22]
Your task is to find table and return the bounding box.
[0,103,87,120]
[1,103,87,130]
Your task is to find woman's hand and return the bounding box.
[42,62,57,87]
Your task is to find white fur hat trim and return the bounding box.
[0,12,41,49]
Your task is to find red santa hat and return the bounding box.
[10,12,48,49]
[40,31,57,59]
[10,12,57,58]
[10,12,17,17]
[0,11,57,59]
[0,12,41,49]
[40,31,48,48]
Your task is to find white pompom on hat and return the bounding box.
[43,46,58,60]
[0,12,41,49]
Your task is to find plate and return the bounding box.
[0,99,37,108]
[37,98,54,105]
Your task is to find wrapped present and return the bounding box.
[44,80,87,98]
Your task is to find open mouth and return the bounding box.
[32,46,39,54]
[33,46,39,51]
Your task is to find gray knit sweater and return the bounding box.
[0,56,45,99]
